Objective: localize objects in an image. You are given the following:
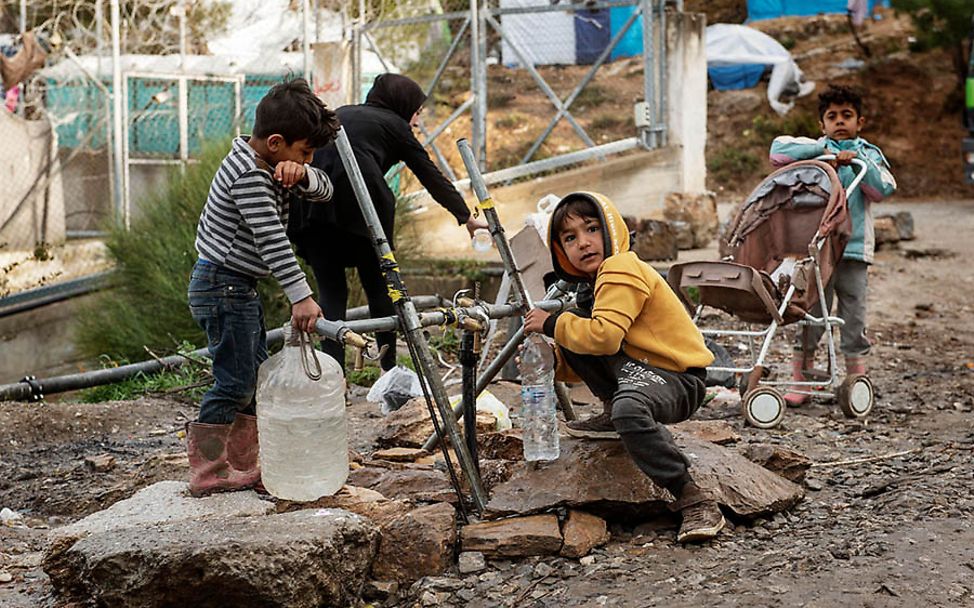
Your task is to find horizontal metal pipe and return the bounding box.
[0,295,449,402]
[452,138,641,192]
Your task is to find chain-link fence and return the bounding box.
[1,0,673,300]
[357,0,669,194]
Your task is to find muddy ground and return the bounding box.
[2,198,974,607]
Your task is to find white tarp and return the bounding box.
[0,111,65,249]
[705,24,815,115]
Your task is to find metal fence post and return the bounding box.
[110,0,125,229]
[640,0,657,149]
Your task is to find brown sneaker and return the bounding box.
[565,411,619,439]
[677,500,726,543]
[670,480,725,543]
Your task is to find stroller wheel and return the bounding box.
[838,374,874,418]
[742,387,786,429]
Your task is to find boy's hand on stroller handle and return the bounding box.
[523,308,550,334]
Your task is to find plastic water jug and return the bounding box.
[518,333,560,461]
[256,325,348,501]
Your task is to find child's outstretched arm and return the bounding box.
[769,136,826,168]
[856,146,897,202]
[550,274,646,357]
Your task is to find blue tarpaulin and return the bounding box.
[575,8,611,65]
[708,64,767,90]
[747,0,889,21]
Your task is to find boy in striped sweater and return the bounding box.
[187,78,339,496]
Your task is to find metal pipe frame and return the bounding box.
[334,126,488,513]
[484,13,596,152]
[421,283,573,452]
[457,138,534,311]
[519,7,643,165]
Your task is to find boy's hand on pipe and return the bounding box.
[275,160,307,188]
[835,150,857,165]
[291,297,323,335]
[523,308,550,334]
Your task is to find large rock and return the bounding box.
[280,487,457,584]
[349,462,457,504]
[372,502,457,584]
[663,191,719,248]
[45,509,378,608]
[376,398,496,449]
[671,420,740,445]
[478,430,524,461]
[877,211,915,241]
[460,514,562,558]
[625,217,678,262]
[486,434,803,520]
[874,215,900,245]
[744,443,812,484]
[51,480,274,543]
[559,510,610,558]
[277,484,412,524]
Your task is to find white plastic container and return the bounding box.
[471,227,493,252]
[256,325,348,501]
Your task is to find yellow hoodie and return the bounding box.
[547,192,714,378]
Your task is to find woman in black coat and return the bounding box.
[289,73,486,371]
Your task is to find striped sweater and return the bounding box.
[195,136,332,303]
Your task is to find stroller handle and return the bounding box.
[815,155,869,199]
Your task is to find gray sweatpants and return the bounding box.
[797,258,871,357]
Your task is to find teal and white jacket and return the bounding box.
[769,136,897,264]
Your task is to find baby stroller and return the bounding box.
[667,156,871,428]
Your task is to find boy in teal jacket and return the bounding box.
[769,85,896,404]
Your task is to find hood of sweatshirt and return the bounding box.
[548,191,630,283]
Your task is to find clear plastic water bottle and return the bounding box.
[257,325,348,501]
[471,228,493,253]
[518,333,560,461]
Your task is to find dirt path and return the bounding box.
[2,199,973,607]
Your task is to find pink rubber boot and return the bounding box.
[783,352,813,407]
[845,356,866,377]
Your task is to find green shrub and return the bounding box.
[74,139,302,362]
[750,111,820,144]
[495,112,528,130]
[707,148,761,186]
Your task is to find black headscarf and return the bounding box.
[364,73,427,123]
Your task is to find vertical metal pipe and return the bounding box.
[468,0,484,170]
[178,76,189,170]
[302,0,312,84]
[178,6,187,70]
[659,0,667,145]
[458,138,534,309]
[19,0,26,32]
[334,127,487,512]
[640,0,656,149]
[476,0,488,170]
[96,0,114,218]
[461,331,480,474]
[110,0,125,228]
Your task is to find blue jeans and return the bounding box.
[188,259,267,424]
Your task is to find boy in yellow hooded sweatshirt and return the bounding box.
[523,192,723,543]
